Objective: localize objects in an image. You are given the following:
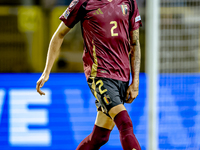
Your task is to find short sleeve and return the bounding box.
[59,0,85,28]
[129,0,142,31]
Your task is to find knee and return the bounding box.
[99,134,110,145]
[91,132,110,146]
[91,127,110,146]
[119,117,133,131]
[114,110,133,132]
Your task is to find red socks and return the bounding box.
[76,111,141,150]
[114,110,141,150]
[76,125,111,150]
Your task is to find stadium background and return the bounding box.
[0,0,200,150]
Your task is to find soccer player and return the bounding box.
[36,0,142,149]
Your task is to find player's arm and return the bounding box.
[126,28,141,103]
[36,22,71,95]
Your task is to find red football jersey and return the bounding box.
[60,0,142,82]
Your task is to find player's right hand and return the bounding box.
[36,74,49,95]
[125,83,139,103]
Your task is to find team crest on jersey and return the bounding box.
[121,4,128,15]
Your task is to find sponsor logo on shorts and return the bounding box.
[135,15,141,23]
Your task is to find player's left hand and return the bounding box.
[125,84,139,103]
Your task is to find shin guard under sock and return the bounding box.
[114,110,141,150]
[76,125,111,150]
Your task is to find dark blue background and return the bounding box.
[0,73,199,150]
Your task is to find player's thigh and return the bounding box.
[88,77,128,119]
[108,104,126,119]
[95,111,115,130]
[88,77,121,114]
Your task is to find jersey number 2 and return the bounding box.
[110,21,118,37]
[96,80,107,94]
